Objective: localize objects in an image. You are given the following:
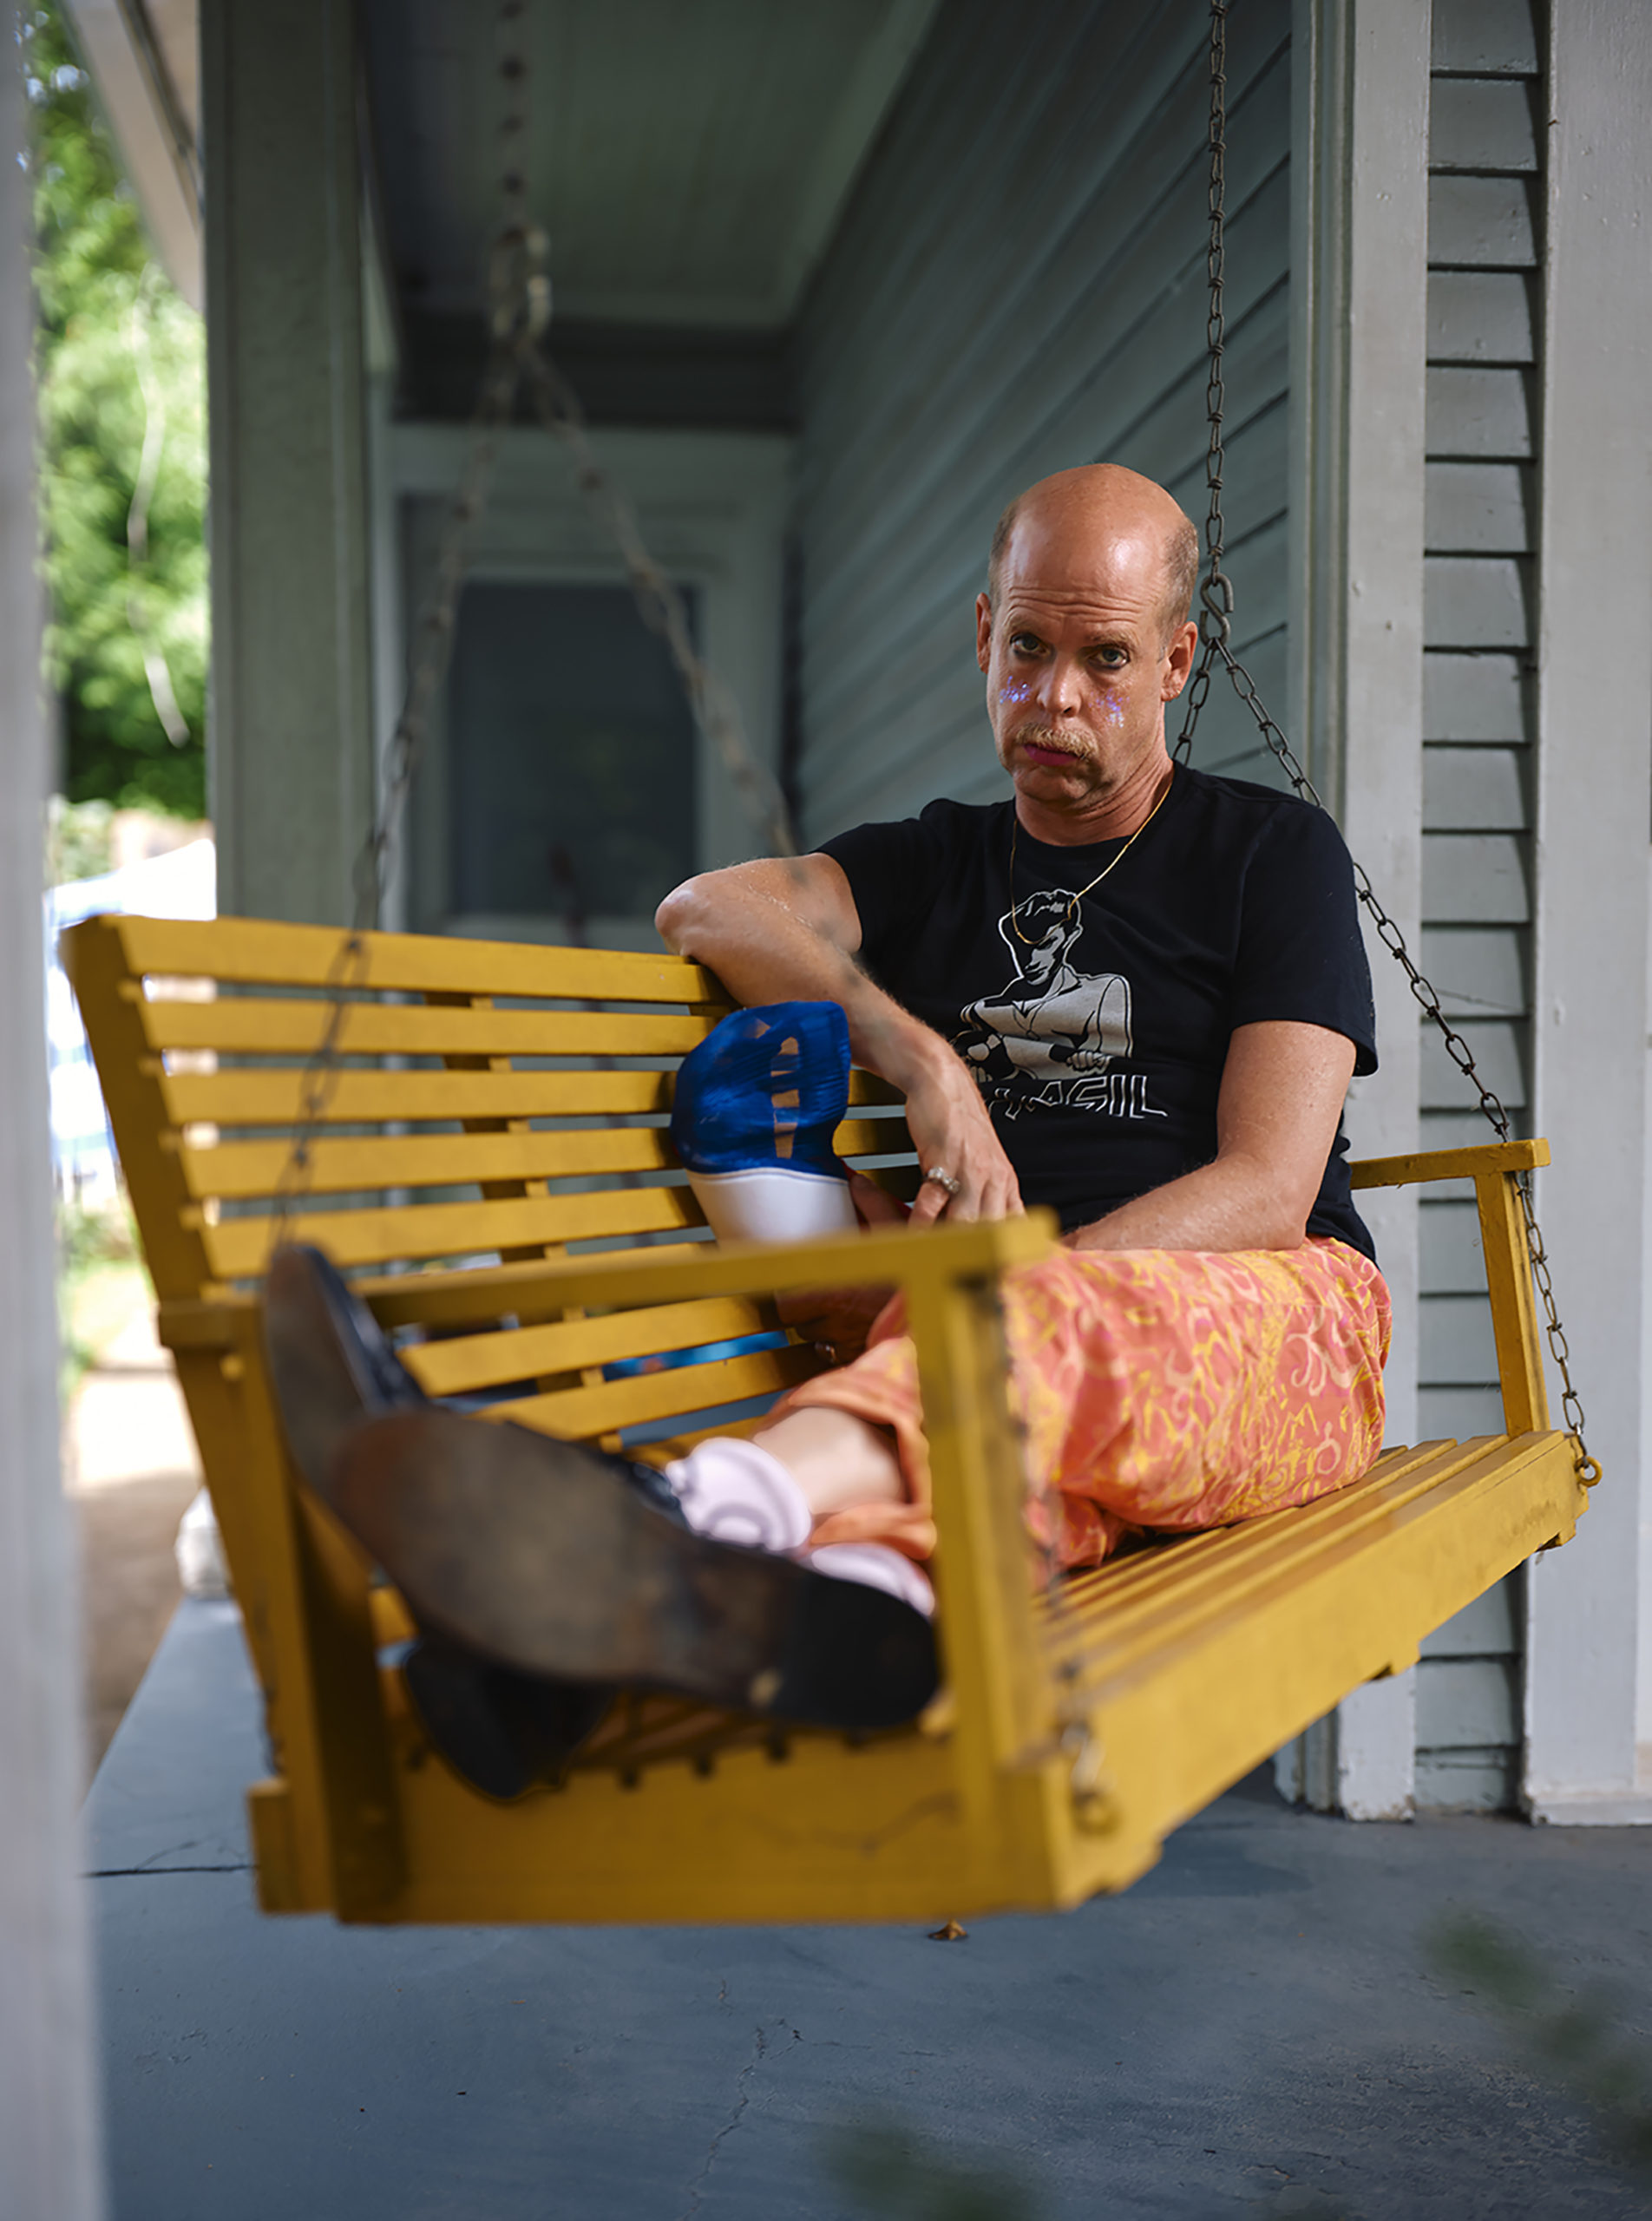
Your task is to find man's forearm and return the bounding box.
[1065,1153,1309,1255]
[657,872,949,1091]
[1067,1023,1353,1255]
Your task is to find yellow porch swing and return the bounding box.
[63,0,1593,1926]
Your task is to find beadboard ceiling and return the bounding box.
[362,0,940,330]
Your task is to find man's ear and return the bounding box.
[1161,619,1199,701]
[975,593,993,672]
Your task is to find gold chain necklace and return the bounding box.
[1008,767,1176,945]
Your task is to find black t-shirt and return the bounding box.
[818,765,1378,1261]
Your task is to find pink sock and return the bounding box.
[661,1438,813,1552]
[662,1442,935,1619]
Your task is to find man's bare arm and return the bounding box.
[1066,1020,1358,1253]
[656,857,1022,1222]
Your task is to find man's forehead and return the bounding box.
[1004,501,1162,572]
[995,532,1164,625]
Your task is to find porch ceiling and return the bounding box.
[362,0,939,331]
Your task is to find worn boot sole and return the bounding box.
[401,1637,613,1801]
[264,1244,413,1504]
[331,1409,939,1731]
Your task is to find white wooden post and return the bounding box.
[0,33,104,2219]
[1524,0,1652,1823]
[201,0,373,925]
[1278,0,1431,1820]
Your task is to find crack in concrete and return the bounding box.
[90,1831,220,1868]
[677,2018,800,2219]
[86,1863,252,1877]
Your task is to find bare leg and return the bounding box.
[751,1405,904,1520]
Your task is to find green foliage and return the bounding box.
[57,1189,136,1279]
[1432,1914,1652,2177]
[825,2120,1047,2221]
[23,3,207,818]
[46,794,114,883]
[56,1189,141,1394]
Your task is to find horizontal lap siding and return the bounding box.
[791,0,1294,839]
[1415,0,1544,1814]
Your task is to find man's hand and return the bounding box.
[902,1049,1024,1225]
[658,854,1024,1227]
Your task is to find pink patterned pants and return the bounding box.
[774,1237,1391,1572]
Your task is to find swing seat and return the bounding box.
[62,911,1589,1923]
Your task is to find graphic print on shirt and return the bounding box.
[954,888,1165,1121]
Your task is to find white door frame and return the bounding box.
[387,423,793,943]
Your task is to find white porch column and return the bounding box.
[201,0,373,925]
[1524,0,1652,1823]
[1278,0,1431,1821]
[0,31,103,2220]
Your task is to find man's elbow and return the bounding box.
[1268,1206,1314,1250]
[655,875,717,956]
[1229,1155,1314,1249]
[1268,1178,1321,1249]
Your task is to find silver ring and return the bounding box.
[921,1166,963,1197]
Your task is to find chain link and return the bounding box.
[1169,1,1596,1484]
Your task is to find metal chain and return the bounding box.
[1170,0,1596,1484]
[271,0,796,1240]
[1171,0,1234,770]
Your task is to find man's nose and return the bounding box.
[1034,654,1086,717]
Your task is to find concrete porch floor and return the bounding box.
[91,1602,1652,2220]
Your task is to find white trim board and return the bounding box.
[1277,0,1432,1824]
[61,0,200,309]
[1523,0,1652,1810]
[1530,1791,1652,1828]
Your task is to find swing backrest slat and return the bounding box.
[61,909,917,1472]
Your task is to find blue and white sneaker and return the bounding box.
[671,1001,859,1242]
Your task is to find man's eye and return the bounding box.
[1092,647,1127,668]
[1009,633,1044,656]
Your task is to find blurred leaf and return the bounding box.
[823,2119,1046,2221]
[1430,1913,1652,2179]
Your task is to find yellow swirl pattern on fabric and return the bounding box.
[783,1238,1391,1570]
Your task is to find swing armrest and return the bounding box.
[1349,1137,1552,1437]
[355,1212,1059,1331]
[1347,1137,1548,1190]
[355,1212,1063,1792]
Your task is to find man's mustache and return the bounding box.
[1007,722,1097,759]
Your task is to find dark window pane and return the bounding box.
[448,581,698,922]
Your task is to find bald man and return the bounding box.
[646,463,1387,1574]
[267,465,1389,1787]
